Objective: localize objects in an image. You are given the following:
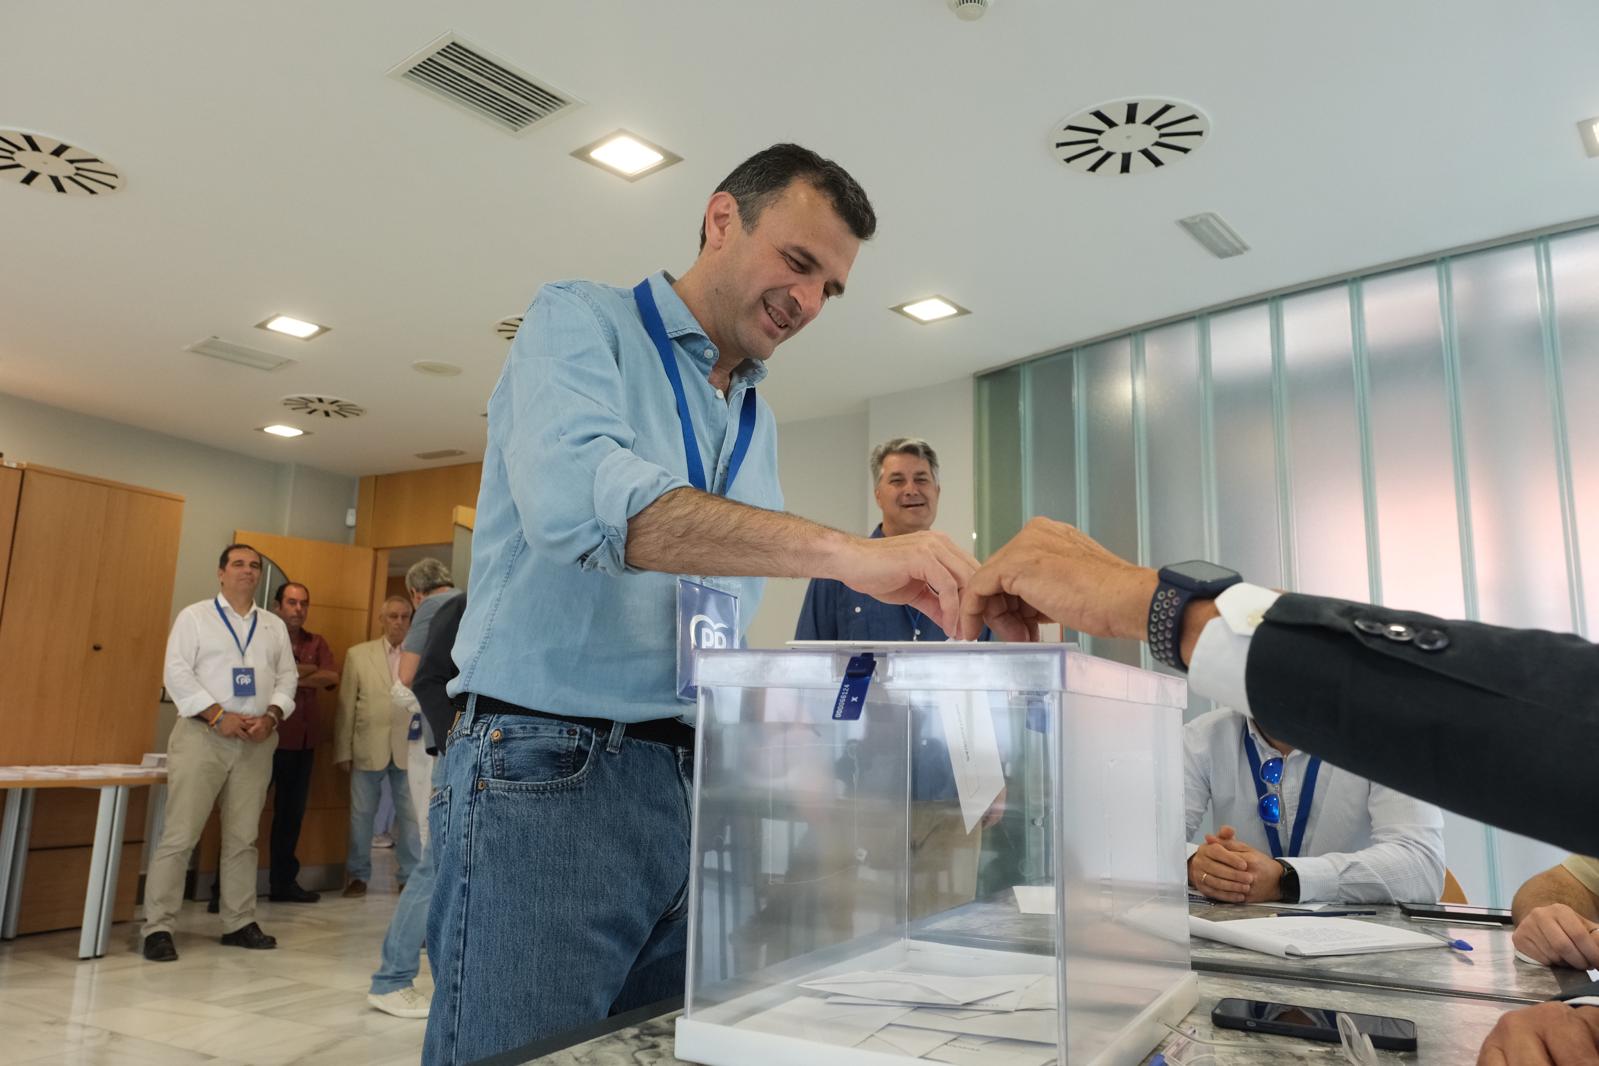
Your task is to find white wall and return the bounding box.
[747,376,979,649]
[0,391,357,620]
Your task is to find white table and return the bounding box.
[0,765,168,959]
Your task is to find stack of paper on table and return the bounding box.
[734,969,1059,1064]
[1189,915,1445,958]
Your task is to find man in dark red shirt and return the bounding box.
[271,581,339,902]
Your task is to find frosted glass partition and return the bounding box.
[1209,305,1284,587]
[974,220,1599,906]
[1025,352,1077,525]
[1452,246,1571,632]
[1362,264,1467,619]
[1280,286,1369,602]
[976,368,1024,559]
[1080,339,1139,666]
[677,644,1194,1066]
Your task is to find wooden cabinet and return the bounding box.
[0,465,182,765]
[0,464,183,934]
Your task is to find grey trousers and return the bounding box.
[141,717,277,938]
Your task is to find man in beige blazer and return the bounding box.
[335,595,421,897]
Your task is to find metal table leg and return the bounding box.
[79,786,129,959]
[1,790,36,940]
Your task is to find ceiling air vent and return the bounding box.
[389,33,581,134]
[415,448,467,461]
[282,395,365,419]
[1051,99,1209,175]
[0,130,122,196]
[187,337,294,372]
[496,316,523,340]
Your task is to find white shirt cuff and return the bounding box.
[1187,583,1282,717]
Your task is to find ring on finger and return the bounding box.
[1200,872,1208,886]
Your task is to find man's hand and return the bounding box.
[297,662,317,679]
[213,712,251,739]
[1514,904,1599,970]
[1477,1002,1599,1065]
[243,714,277,742]
[1189,826,1283,903]
[958,518,1156,642]
[833,531,980,638]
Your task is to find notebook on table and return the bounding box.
[1189,915,1444,958]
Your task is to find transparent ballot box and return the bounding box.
[675,643,1195,1066]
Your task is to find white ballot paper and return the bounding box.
[938,692,1005,832]
[897,1005,1058,1044]
[859,1025,959,1058]
[1189,915,1444,958]
[801,970,1040,1008]
[1013,885,1054,915]
[734,996,912,1046]
[927,1034,1059,1066]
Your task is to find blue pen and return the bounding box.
[1418,927,1473,951]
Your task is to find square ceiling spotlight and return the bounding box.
[891,296,970,324]
[1579,117,1599,158]
[573,130,682,181]
[256,314,329,340]
[260,424,307,438]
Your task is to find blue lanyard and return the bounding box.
[633,278,757,496]
[1242,725,1321,859]
[214,598,258,660]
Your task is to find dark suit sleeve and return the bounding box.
[1245,593,1599,855]
[414,595,467,755]
[795,579,835,641]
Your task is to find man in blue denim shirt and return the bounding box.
[429,144,983,1063]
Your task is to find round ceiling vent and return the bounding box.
[0,130,122,195]
[281,395,365,419]
[1051,99,1208,176]
[496,316,523,341]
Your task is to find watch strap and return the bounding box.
[1277,859,1301,903]
[1148,583,1195,671]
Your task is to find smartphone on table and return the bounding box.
[1211,997,1419,1052]
[1398,901,1513,926]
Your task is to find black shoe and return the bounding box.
[220,922,277,950]
[143,932,178,962]
[206,895,219,914]
[268,884,321,903]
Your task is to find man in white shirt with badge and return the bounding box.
[142,543,299,962]
[1183,706,1444,904]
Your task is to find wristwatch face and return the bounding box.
[1162,560,1241,593]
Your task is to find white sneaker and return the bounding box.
[372,833,395,849]
[368,986,430,1018]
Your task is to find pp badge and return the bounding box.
[232,667,257,698]
[677,578,739,702]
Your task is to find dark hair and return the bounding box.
[218,543,260,569]
[698,143,876,250]
[274,581,309,605]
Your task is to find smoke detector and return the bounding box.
[495,316,522,340]
[0,131,122,195]
[947,0,991,20]
[281,395,365,419]
[1051,99,1209,175]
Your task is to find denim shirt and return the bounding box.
[449,272,783,722]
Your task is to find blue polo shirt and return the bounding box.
[449,272,783,722]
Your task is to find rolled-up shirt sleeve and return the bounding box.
[164,609,219,718]
[270,626,298,717]
[497,282,688,576]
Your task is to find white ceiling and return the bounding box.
[2,0,1596,476]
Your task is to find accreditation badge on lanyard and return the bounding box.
[215,598,259,699]
[634,278,758,703]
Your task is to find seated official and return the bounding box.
[1512,855,1599,970]
[1185,706,1445,904]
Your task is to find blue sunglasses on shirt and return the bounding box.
[1256,755,1285,825]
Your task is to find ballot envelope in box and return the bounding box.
[674,642,1197,1066]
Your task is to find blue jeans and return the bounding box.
[422,704,693,1065]
[370,757,447,994]
[348,761,422,883]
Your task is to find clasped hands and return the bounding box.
[211,708,277,742]
[1187,825,1284,904]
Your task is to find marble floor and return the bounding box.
[0,852,428,1065]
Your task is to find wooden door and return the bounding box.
[0,471,111,763]
[0,464,22,603]
[72,487,184,763]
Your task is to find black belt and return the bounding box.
[465,694,695,749]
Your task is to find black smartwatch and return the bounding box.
[1148,560,1243,671]
[1277,859,1301,903]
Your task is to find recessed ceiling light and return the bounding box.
[1579,117,1599,158]
[261,424,306,438]
[892,296,970,323]
[1178,212,1250,259]
[256,315,329,340]
[573,130,682,181]
[412,360,462,376]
